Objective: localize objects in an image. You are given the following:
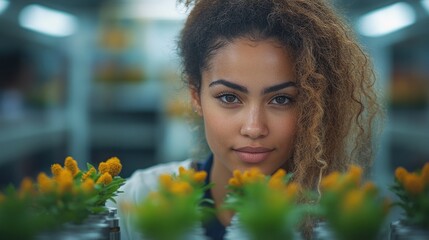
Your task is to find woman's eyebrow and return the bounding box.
[208,79,248,93]
[208,79,296,94]
[263,81,296,94]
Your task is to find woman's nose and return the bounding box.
[239,106,268,139]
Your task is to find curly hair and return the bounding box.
[178,0,382,190]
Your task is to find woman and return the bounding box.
[109,0,381,239]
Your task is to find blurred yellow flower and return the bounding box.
[64,156,80,177]
[57,169,73,193]
[193,171,207,183]
[268,169,286,190]
[81,178,95,193]
[342,189,365,212]
[228,178,241,187]
[97,172,113,185]
[51,164,63,179]
[272,169,286,179]
[170,181,192,195]
[37,172,55,193]
[0,192,4,202]
[19,177,34,197]
[242,168,264,184]
[362,181,377,194]
[392,163,429,228]
[82,167,96,181]
[178,166,188,176]
[403,173,424,195]
[159,174,173,188]
[395,167,408,183]
[344,165,363,187]
[285,182,300,198]
[321,171,340,190]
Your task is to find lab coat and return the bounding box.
[106,159,193,240]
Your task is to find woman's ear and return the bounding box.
[189,86,203,116]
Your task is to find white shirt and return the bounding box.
[106,159,193,240]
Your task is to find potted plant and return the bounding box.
[317,165,391,240]
[223,168,306,240]
[390,162,429,239]
[130,166,210,240]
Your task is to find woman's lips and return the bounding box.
[234,147,274,164]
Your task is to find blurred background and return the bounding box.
[0,0,428,198]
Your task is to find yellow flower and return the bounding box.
[178,166,187,176]
[344,165,363,187]
[229,178,241,187]
[37,172,55,193]
[395,167,408,183]
[403,173,424,195]
[98,162,109,175]
[268,178,284,190]
[169,181,192,195]
[362,181,377,195]
[342,189,365,212]
[421,163,429,184]
[272,169,286,179]
[159,174,173,188]
[228,170,243,187]
[0,192,4,203]
[19,177,34,196]
[64,156,80,176]
[233,170,243,181]
[106,157,122,176]
[97,172,113,185]
[242,168,264,184]
[51,163,63,179]
[228,168,265,188]
[193,171,207,183]
[321,171,340,190]
[82,167,96,181]
[285,182,300,198]
[268,169,287,190]
[81,178,95,193]
[57,169,74,193]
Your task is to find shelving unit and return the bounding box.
[0,113,68,165]
[88,81,165,177]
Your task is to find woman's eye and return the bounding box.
[217,94,240,104]
[271,95,290,105]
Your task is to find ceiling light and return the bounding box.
[0,0,10,15]
[357,2,416,37]
[421,0,429,13]
[121,0,188,20]
[19,4,78,37]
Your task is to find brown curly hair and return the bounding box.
[178,0,382,190]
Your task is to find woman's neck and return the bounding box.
[210,158,234,227]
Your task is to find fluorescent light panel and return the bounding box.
[0,0,9,14]
[122,0,188,20]
[357,2,416,37]
[19,4,78,37]
[421,0,429,13]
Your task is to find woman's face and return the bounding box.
[191,38,298,178]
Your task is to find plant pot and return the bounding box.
[36,211,110,240]
[224,215,302,240]
[390,220,429,240]
[312,222,335,240]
